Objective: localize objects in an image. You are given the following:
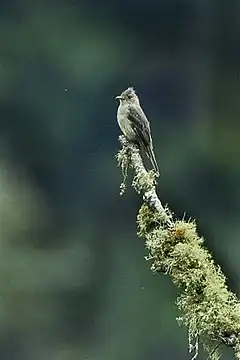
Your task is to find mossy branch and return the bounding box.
[116,135,240,360]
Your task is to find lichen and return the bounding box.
[137,204,240,359]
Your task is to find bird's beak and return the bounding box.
[115,95,123,100]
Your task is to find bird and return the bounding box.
[115,87,159,175]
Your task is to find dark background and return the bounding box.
[0,0,240,359]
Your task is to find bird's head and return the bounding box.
[115,87,139,105]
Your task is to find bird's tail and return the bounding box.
[146,146,160,176]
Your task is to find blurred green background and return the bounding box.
[0,0,240,359]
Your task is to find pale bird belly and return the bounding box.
[118,114,136,141]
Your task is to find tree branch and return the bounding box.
[116,135,240,360]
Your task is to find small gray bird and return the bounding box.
[116,87,159,175]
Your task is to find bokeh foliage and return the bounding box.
[0,0,240,359]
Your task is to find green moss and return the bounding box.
[132,170,156,194]
[116,146,130,195]
[137,205,240,359]
[116,142,158,195]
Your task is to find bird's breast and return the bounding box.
[117,108,136,141]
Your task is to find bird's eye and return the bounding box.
[127,94,132,99]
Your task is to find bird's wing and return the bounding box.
[127,105,152,149]
[128,104,159,173]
